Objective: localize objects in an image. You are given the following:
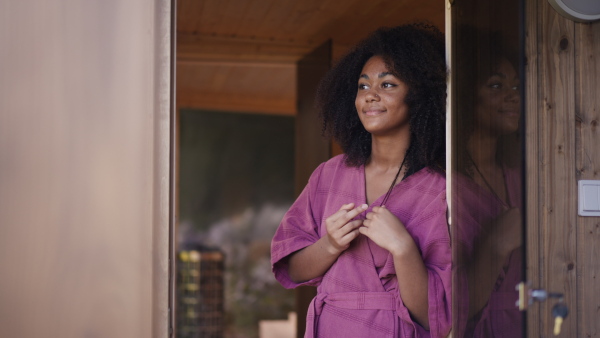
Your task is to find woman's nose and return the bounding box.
[505,88,520,102]
[365,89,380,102]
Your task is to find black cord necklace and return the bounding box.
[466,152,505,204]
[379,152,409,207]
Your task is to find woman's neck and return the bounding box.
[369,131,410,170]
[467,130,499,169]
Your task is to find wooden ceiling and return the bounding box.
[177,0,444,115]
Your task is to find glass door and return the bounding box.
[448,0,525,336]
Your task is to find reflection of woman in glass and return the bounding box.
[271,24,451,337]
[453,29,523,337]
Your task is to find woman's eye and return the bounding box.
[489,83,502,89]
[382,82,396,88]
[358,83,369,90]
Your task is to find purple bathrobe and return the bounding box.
[271,155,452,338]
[453,166,523,337]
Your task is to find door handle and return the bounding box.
[516,282,564,310]
[516,282,569,336]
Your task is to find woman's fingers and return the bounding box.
[325,219,363,253]
[339,220,363,241]
[339,202,355,211]
[324,203,368,253]
[365,207,384,221]
[358,225,368,235]
[328,203,367,228]
[328,203,355,222]
[334,219,364,242]
[342,204,368,222]
[340,219,363,232]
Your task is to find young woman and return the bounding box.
[271,24,451,337]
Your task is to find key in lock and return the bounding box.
[552,302,568,336]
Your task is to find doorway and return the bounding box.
[174,1,444,337]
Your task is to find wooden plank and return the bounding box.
[218,0,257,37]
[575,20,600,338]
[236,0,298,39]
[176,61,296,115]
[193,0,230,35]
[539,1,577,336]
[277,0,350,41]
[227,0,278,38]
[525,0,542,336]
[176,0,206,32]
[177,0,442,50]
[177,33,315,64]
[309,0,444,46]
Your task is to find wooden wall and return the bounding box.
[525,0,600,336]
[0,1,172,337]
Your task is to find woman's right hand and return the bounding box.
[323,203,368,255]
[287,202,368,283]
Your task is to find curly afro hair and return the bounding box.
[316,23,447,176]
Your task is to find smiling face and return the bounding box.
[475,58,521,136]
[355,55,410,137]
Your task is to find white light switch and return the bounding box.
[579,180,600,216]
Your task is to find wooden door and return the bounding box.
[0,1,173,337]
[294,40,332,338]
[525,0,600,336]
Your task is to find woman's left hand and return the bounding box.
[360,206,417,257]
[361,206,429,329]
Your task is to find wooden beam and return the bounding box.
[176,60,296,115]
[177,90,295,116]
[178,59,295,68]
[177,33,317,64]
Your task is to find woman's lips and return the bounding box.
[500,110,519,118]
[364,109,386,116]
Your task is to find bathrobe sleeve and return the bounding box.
[417,198,452,338]
[271,162,325,288]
